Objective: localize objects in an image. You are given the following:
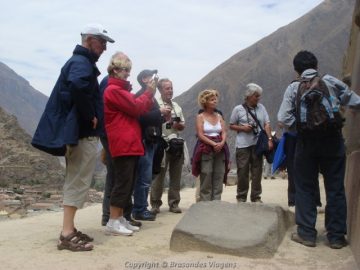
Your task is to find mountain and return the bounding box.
[175,0,355,155]
[0,106,64,188]
[0,62,48,136]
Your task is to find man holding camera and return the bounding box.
[132,70,171,221]
[229,83,273,203]
[150,78,185,214]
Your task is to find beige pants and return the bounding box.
[63,137,98,209]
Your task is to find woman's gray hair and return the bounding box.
[244,83,263,99]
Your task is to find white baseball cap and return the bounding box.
[81,23,115,43]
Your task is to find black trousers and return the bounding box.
[286,133,321,207]
[110,156,139,209]
[294,134,346,243]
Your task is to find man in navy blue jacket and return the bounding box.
[32,23,114,251]
[132,70,171,221]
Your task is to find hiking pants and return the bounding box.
[294,134,346,243]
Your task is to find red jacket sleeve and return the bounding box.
[105,88,153,118]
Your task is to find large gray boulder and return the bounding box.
[170,201,294,258]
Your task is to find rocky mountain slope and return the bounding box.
[0,62,48,136]
[0,106,64,188]
[175,0,355,155]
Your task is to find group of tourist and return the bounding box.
[31,23,360,252]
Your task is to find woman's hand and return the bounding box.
[213,141,225,153]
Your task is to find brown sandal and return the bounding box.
[57,232,93,252]
[74,228,94,242]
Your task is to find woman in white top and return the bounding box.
[195,89,227,201]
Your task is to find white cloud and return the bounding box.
[0,0,323,97]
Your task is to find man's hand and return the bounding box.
[160,106,171,119]
[241,124,253,133]
[92,117,98,129]
[146,78,157,95]
[268,140,274,151]
[172,121,185,131]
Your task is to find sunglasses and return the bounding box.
[92,36,107,46]
[115,67,131,73]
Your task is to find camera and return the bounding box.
[251,123,258,135]
[165,117,181,129]
[151,73,159,82]
[172,116,181,122]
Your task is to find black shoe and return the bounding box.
[251,199,263,203]
[329,238,348,249]
[128,217,142,227]
[288,202,295,207]
[101,217,109,226]
[133,211,156,221]
[237,198,246,203]
[169,206,182,213]
[291,232,316,247]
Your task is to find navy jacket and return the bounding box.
[98,76,108,139]
[135,87,163,143]
[32,45,102,156]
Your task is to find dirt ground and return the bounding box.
[0,178,358,270]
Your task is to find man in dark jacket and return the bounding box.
[132,70,171,220]
[32,23,114,251]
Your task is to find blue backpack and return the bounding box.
[295,76,343,133]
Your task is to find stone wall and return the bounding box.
[343,1,360,267]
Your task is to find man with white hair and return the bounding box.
[229,83,273,203]
[32,23,114,251]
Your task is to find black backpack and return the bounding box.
[295,76,344,133]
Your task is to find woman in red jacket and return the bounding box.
[103,52,157,236]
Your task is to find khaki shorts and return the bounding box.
[63,137,98,209]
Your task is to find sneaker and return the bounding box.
[105,219,133,236]
[237,197,246,203]
[150,206,160,214]
[129,218,142,227]
[251,199,263,203]
[329,238,348,249]
[133,210,156,221]
[291,232,316,247]
[169,206,182,213]
[119,217,140,232]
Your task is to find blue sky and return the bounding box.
[0,0,322,97]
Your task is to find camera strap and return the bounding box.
[163,100,179,118]
[242,103,265,133]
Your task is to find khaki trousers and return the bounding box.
[199,151,225,201]
[235,145,263,202]
[150,151,184,208]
